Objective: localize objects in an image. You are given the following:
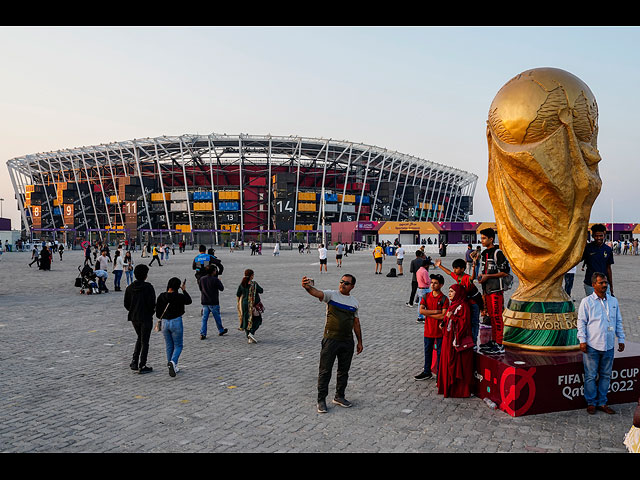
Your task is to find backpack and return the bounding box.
[495,249,513,290]
[486,248,513,292]
[210,256,224,275]
[386,267,397,277]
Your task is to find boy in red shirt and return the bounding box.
[435,258,483,348]
[414,274,449,380]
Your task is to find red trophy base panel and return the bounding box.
[473,328,640,416]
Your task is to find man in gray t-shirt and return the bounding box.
[302,274,363,414]
[335,242,345,268]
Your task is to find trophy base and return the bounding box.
[502,299,579,351]
[474,330,640,416]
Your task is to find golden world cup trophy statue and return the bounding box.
[486,67,602,351]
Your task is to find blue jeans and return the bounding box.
[125,269,134,285]
[201,305,224,336]
[424,337,443,374]
[162,317,184,365]
[470,302,480,345]
[564,273,574,296]
[113,270,123,289]
[416,288,430,320]
[582,345,615,407]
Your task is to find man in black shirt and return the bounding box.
[581,224,614,297]
[198,265,227,340]
[123,264,156,374]
[406,250,425,307]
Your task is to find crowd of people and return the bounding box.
[11,224,632,419]
[611,238,639,256]
[406,227,509,399]
[400,223,627,416]
[122,243,266,378]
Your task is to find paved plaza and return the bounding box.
[0,245,638,453]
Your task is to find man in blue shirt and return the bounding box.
[192,245,223,281]
[577,272,625,415]
[581,224,614,297]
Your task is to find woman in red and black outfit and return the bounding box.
[438,283,474,398]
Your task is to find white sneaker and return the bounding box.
[168,361,179,377]
[247,333,258,343]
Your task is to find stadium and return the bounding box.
[6,133,478,245]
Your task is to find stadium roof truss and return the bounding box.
[7,134,478,235]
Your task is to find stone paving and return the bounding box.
[0,245,638,453]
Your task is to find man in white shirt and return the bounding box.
[577,272,625,415]
[97,250,110,271]
[318,244,328,273]
[395,243,405,276]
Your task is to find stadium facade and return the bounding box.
[6,134,478,243]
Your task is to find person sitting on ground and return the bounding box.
[94,262,109,293]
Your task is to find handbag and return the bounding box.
[253,301,265,316]
[155,301,170,332]
[453,332,475,352]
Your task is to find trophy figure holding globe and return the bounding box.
[486,67,602,351]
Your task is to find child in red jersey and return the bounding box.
[414,274,449,381]
[435,258,483,349]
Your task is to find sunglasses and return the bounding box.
[339,280,353,286]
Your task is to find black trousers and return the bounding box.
[317,337,354,401]
[149,255,162,266]
[408,280,418,305]
[131,320,153,367]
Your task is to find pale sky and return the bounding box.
[1,26,638,229]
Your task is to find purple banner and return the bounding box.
[357,221,375,230]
